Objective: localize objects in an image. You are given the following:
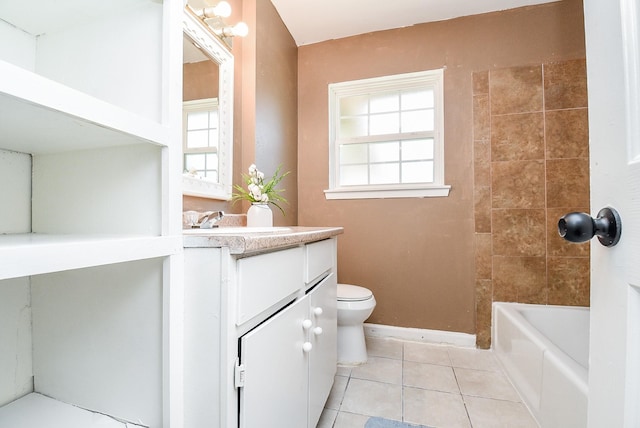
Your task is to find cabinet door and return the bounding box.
[239,295,309,428]
[308,273,337,427]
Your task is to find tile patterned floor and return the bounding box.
[317,337,539,428]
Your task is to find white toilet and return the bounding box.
[337,283,376,365]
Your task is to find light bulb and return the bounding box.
[215,22,250,38]
[201,1,231,19]
[232,21,249,37]
[212,1,231,18]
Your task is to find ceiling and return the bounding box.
[269,0,561,46]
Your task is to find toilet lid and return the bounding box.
[337,283,373,301]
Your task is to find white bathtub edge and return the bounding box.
[364,323,476,348]
[492,303,545,422]
[492,302,589,428]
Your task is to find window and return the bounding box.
[326,69,450,199]
[183,98,220,181]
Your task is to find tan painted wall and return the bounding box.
[253,0,298,225]
[183,61,219,102]
[297,0,586,334]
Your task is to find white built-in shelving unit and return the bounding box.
[0,0,183,427]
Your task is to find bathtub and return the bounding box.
[492,302,589,428]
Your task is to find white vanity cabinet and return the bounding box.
[239,273,337,428]
[183,232,340,428]
[0,1,183,427]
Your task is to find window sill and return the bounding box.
[324,185,451,200]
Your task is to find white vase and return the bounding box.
[247,203,273,227]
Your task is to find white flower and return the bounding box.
[261,194,269,202]
[248,164,257,175]
[257,171,265,180]
[249,184,262,199]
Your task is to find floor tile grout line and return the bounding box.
[448,347,475,427]
[332,373,351,428]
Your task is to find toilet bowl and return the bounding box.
[337,283,376,365]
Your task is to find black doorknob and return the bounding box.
[558,207,622,247]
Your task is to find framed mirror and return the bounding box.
[182,6,234,199]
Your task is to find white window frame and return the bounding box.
[325,69,450,200]
[183,98,219,179]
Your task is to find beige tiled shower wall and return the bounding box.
[473,60,590,348]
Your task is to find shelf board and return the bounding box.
[0,393,145,428]
[0,234,182,280]
[0,60,171,155]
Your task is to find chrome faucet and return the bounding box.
[198,211,224,228]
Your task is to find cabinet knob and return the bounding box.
[313,327,323,336]
[313,307,323,316]
[302,319,313,330]
[302,342,313,353]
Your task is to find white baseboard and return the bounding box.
[364,323,476,348]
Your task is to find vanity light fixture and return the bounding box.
[188,1,249,45]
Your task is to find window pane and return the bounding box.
[340,165,368,186]
[206,153,218,169]
[402,139,434,160]
[402,161,433,183]
[204,170,218,180]
[209,110,219,127]
[187,130,209,148]
[370,142,399,163]
[425,109,435,131]
[185,153,205,171]
[187,111,209,130]
[203,153,219,180]
[401,89,434,109]
[209,130,219,149]
[370,92,399,113]
[340,117,368,138]
[341,95,368,115]
[340,143,368,164]
[370,163,399,184]
[370,113,399,135]
[401,109,434,132]
[203,170,217,180]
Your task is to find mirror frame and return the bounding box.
[182,7,234,200]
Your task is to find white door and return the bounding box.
[239,295,308,428]
[583,0,640,427]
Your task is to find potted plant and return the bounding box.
[232,164,289,226]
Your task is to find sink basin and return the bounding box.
[184,227,292,235]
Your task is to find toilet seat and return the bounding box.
[338,283,373,302]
